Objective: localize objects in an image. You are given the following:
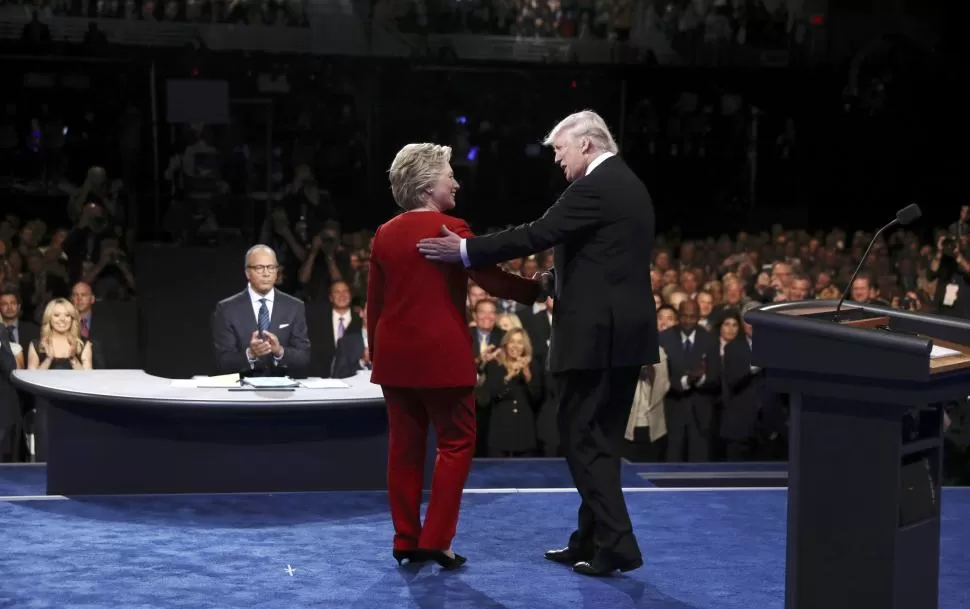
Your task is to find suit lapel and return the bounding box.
[270,294,283,330]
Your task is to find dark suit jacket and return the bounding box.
[0,330,17,429]
[465,155,658,372]
[8,321,39,356]
[331,331,367,379]
[470,327,504,357]
[211,288,311,377]
[306,304,363,378]
[721,336,762,440]
[658,325,722,398]
[524,309,552,364]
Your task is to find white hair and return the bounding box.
[542,110,618,154]
[245,244,277,267]
[387,143,452,211]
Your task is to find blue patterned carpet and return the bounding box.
[0,461,968,609]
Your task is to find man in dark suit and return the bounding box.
[212,245,311,377]
[659,299,722,462]
[0,324,19,461]
[0,289,40,354]
[331,304,370,378]
[306,280,362,377]
[418,110,657,576]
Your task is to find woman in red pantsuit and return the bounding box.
[368,143,541,570]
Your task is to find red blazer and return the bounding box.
[367,211,539,388]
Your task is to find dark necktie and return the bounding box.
[4,325,14,343]
[258,299,270,333]
[684,337,693,356]
[337,316,346,340]
[80,318,90,339]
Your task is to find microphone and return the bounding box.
[834,204,922,321]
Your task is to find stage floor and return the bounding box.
[1,461,967,609]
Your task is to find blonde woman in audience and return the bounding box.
[495,312,523,332]
[475,328,542,457]
[25,298,91,463]
[27,298,92,371]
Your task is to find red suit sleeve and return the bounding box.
[450,220,541,306]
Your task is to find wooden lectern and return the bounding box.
[745,299,970,609]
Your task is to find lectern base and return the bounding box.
[785,393,941,609]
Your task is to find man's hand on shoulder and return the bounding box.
[417,225,463,264]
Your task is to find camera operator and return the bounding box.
[261,166,339,293]
[62,201,120,286]
[298,221,351,303]
[927,207,970,318]
[81,236,135,301]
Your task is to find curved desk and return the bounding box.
[11,370,432,495]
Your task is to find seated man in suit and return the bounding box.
[331,303,369,378]
[212,244,312,377]
[0,325,19,461]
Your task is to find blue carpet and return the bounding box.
[0,461,653,497]
[467,459,651,488]
[2,489,969,608]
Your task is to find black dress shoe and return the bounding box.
[573,556,643,577]
[415,549,467,570]
[545,547,591,566]
[393,550,429,566]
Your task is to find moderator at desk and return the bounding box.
[11,369,434,496]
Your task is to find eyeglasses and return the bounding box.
[247,265,279,273]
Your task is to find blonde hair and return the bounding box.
[39,298,83,357]
[542,110,618,154]
[387,143,452,211]
[496,312,523,331]
[497,327,534,373]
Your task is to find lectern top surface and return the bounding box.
[10,369,386,408]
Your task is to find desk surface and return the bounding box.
[11,369,385,410]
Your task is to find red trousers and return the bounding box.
[382,386,476,551]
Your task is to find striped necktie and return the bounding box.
[258,299,270,333]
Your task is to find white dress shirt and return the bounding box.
[459,152,615,267]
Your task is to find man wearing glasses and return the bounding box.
[211,244,311,377]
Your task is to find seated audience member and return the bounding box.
[26,298,93,462]
[0,325,19,461]
[307,280,362,378]
[26,298,93,370]
[1,288,40,355]
[211,244,311,377]
[331,304,370,378]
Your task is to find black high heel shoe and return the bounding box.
[416,550,467,570]
[393,550,429,566]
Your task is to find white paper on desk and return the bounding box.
[195,373,242,388]
[930,344,962,359]
[300,378,350,389]
[171,379,198,388]
[243,376,300,388]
